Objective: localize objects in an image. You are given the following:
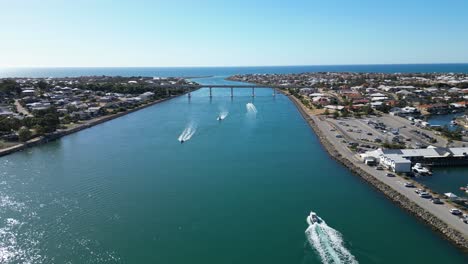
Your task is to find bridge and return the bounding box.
[155,84,303,97]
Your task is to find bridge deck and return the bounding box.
[154,84,305,89]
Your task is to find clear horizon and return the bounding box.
[2,0,468,67]
[3,62,468,69]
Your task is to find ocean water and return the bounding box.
[0,69,467,263]
[1,63,468,78]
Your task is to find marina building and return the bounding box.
[362,147,468,172]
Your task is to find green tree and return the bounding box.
[341,108,350,118]
[33,125,45,136]
[0,79,21,96]
[40,113,60,132]
[37,80,49,91]
[377,103,391,113]
[18,127,32,142]
[0,116,21,132]
[332,111,339,119]
[62,114,73,124]
[362,105,374,115]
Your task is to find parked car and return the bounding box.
[450,209,462,215]
[462,214,468,224]
[404,182,415,188]
[386,173,395,177]
[415,189,424,194]
[431,198,443,204]
[419,192,432,199]
[376,166,384,170]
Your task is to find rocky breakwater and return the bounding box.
[284,91,468,251]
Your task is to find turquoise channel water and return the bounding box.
[0,76,467,263]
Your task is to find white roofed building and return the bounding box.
[363,147,468,172]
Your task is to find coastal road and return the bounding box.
[14,99,32,117]
[312,115,468,238]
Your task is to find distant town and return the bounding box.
[0,76,198,151]
[229,72,468,140]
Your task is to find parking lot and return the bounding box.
[313,115,468,235]
[327,114,449,150]
[378,115,448,147]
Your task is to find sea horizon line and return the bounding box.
[2,62,468,69]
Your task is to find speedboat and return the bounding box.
[306,211,322,225]
[217,116,222,121]
[412,163,432,175]
[460,185,468,193]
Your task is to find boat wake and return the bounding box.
[305,213,358,264]
[178,123,197,142]
[217,111,229,121]
[246,103,257,114]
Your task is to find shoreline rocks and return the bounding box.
[284,91,468,252]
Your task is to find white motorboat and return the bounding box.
[306,211,322,225]
[412,163,432,175]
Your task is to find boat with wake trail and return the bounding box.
[306,211,322,225]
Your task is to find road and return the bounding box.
[14,99,32,117]
[312,115,468,238]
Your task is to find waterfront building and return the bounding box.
[363,147,468,172]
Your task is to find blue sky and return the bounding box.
[1,0,468,67]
